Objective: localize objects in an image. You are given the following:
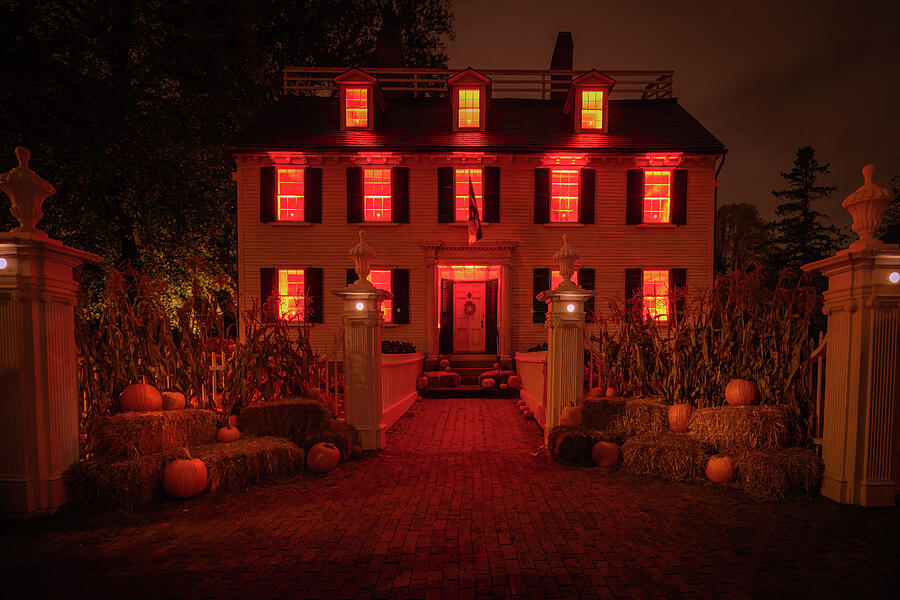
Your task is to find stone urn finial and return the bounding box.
[553,234,578,288]
[349,229,376,281]
[0,147,55,237]
[842,164,894,251]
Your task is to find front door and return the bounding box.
[453,282,485,353]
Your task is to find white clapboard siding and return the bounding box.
[236,155,716,356]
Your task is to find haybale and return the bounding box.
[734,448,823,501]
[194,437,305,493]
[620,398,668,438]
[547,426,595,466]
[620,433,713,481]
[322,420,361,458]
[688,405,796,451]
[581,398,627,431]
[239,397,332,448]
[64,453,168,510]
[583,427,625,446]
[92,409,217,458]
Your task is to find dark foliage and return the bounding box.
[381,340,417,354]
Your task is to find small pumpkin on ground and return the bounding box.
[307,442,341,473]
[351,444,363,457]
[216,426,240,443]
[667,403,693,433]
[416,376,429,390]
[481,378,496,389]
[560,405,583,428]
[162,391,186,410]
[523,410,534,420]
[120,383,163,412]
[439,359,450,370]
[725,379,760,406]
[590,387,604,398]
[706,455,735,483]
[592,441,620,468]
[508,375,522,389]
[500,383,508,389]
[163,448,208,498]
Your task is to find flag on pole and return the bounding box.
[467,176,483,245]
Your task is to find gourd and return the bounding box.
[417,376,429,390]
[481,378,496,389]
[592,441,619,468]
[162,391,185,410]
[163,448,208,498]
[706,455,734,483]
[667,403,693,433]
[560,405,583,428]
[725,379,760,406]
[120,384,163,412]
[307,442,341,473]
[508,376,522,389]
[216,426,240,443]
[605,386,618,398]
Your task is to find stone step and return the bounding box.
[421,385,519,399]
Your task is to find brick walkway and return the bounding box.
[2,397,899,599]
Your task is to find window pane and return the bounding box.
[642,270,669,322]
[458,89,480,128]
[581,90,604,129]
[278,269,305,320]
[550,169,579,222]
[345,87,368,127]
[551,270,578,289]
[367,269,393,323]
[364,167,392,221]
[454,167,483,222]
[643,170,671,223]
[277,168,304,221]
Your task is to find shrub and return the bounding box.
[381,340,417,354]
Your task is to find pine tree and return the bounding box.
[876,173,900,245]
[771,146,846,269]
[715,202,773,273]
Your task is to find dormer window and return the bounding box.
[564,70,615,133]
[335,68,385,131]
[580,89,604,129]
[448,68,491,132]
[345,87,369,128]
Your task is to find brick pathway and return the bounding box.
[2,397,899,599]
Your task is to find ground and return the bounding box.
[2,397,898,599]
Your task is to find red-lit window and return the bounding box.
[278,269,305,320]
[454,168,483,222]
[642,270,669,322]
[368,269,393,323]
[581,90,604,129]
[345,87,368,127]
[277,168,304,221]
[551,169,579,222]
[363,167,391,221]
[458,89,480,128]
[643,170,671,223]
[551,270,578,289]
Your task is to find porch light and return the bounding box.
[889,272,899,284]
[355,301,365,311]
[566,303,575,312]
[0,257,7,269]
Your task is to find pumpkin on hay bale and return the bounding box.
[620,433,713,481]
[619,398,668,438]
[547,426,595,466]
[734,448,823,501]
[92,409,217,458]
[193,437,304,492]
[239,397,333,449]
[687,405,797,451]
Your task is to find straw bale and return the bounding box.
[620,398,668,438]
[583,427,626,446]
[688,405,796,451]
[734,448,824,501]
[239,397,332,448]
[64,453,168,510]
[193,437,305,493]
[581,398,627,431]
[547,426,595,466]
[620,433,713,481]
[92,409,217,458]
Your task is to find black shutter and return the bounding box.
[483,166,500,223]
[579,268,596,323]
[534,168,550,224]
[392,167,409,223]
[437,166,454,223]
[439,279,453,354]
[260,267,277,321]
[671,268,687,322]
[485,278,498,353]
[672,169,687,225]
[306,267,324,323]
[626,169,643,225]
[260,167,276,223]
[579,168,595,224]
[346,268,359,286]
[625,268,643,322]
[392,269,409,324]
[347,167,363,223]
[533,268,550,323]
[304,167,322,223]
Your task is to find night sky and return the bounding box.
[448,0,899,229]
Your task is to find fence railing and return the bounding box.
[380,352,424,432]
[584,332,609,394]
[283,67,674,100]
[314,328,345,418]
[809,331,826,446]
[514,350,548,428]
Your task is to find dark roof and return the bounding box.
[230,96,725,155]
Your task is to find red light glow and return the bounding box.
[458,89,480,128]
[643,170,671,223]
[551,270,578,289]
[277,168,304,221]
[581,90,604,129]
[278,269,305,320]
[345,87,368,127]
[454,168,483,222]
[642,270,669,322]
[368,269,392,322]
[550,169,579,222]
[364,167,391,221]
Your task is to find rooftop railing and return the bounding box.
[283,67,674,100]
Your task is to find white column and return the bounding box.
[500,261,512,360]
[803,165,900,507]
[425,256,438,356]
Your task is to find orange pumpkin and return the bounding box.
[605,386,618,398]
[706,455,734,483]
[416,376,429,390]
[216,426,240,443]
[439,359,450,370]
[560,405,583,428]
[500,383,508,389]
[667,403,693,433]
[508,375,522,389]
[307,442,341,473]
[725,379,760,406]
[162,391,186,410]
[481,378,496,389]
[590,387,604,398]
[163,448,208,498]
[523,410,534,420]
[592,441,619,468]
[120,384,163,412]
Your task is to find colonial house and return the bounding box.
[229,45,726,362]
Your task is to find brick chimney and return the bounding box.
[550,32,573,101]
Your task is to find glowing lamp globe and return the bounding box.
[355,301,365,311]
[0,257,7,269]
[890,272,900,284]
[566,304,575,312]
